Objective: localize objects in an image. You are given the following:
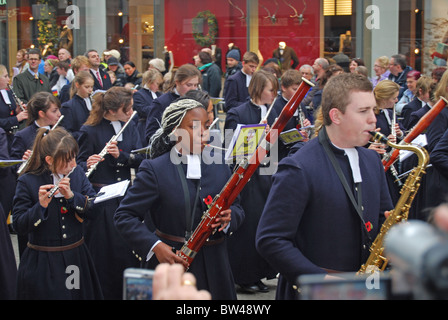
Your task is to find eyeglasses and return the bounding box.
[28,58,40,61]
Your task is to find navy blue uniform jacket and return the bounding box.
[0,90,19,134]
[223,70,249,111]
[77,118,144,185]
[61,95,91,141]
[144,91,179,143]
[12,166,103,299]
[114,149,245,300]
[0,127,17,300]
[401,98,423,130]
[132,88,161,143]
[256,130,392,300]
[10,122,40,171]
[224,100,278,146]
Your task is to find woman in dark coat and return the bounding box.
[370,80,404,206]
[12,127,103,300]
[115,98,245,300]
[77,86,144,299]
[0,127,17,300]
[224,69,279,293]
[60,70,94,141]
[132,69,163,143]
[0,64,27,151]
[123,61,142,87]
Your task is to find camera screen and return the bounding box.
[123,269,154,300]
[298,272,391,300]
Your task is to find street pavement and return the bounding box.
[10,234,276,300]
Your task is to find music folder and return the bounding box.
[0,159,25,168]
[94,180,130,203]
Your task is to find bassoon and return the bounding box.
[177,78,314,267]
[383,96,448,172]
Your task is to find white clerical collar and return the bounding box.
[110,120,123,141]
[0,90,11,105]
[143,85,158,99]
[84,97,92,111]
[175,147,201,179]
[250,100,267,119]
[242,70,252,87]
[333,144,362,183]
[34,121,51,131]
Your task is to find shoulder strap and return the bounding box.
[319,127,371,241]
[175,164,201,241]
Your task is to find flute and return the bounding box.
[391,104,397,139]
[47,166,76,198]
[86,111,137,179]
[17,115,65,175]
[7,84,26,112]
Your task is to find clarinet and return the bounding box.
[17,115,65,175]
[382,96,448,172]
[86,111,137,179]
[177,78,314,268]
[47,166,76,198]
[7,84,26,112]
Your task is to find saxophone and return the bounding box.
[357,131,429,274]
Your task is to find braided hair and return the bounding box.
[149,98,205,159]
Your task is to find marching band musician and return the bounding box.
[272,69,312,159]
[421,70,448,215]
[77,86,144,299]
[114,98,245,300]
[224,69,279,294]
[10,92,62,256]
[256,73,393,300]
[0,128,17,300]
[0,65,27,151]
[60,70,95,141]
[12,127,103,299]
[132,68,163,143]
[370,80,404,205]
[11,92,62,170]
[145,64,201,144]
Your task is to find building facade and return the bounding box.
[1,0,447,77]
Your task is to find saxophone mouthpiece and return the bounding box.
[369,131,388,144]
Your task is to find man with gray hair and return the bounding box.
[388,54,412,99]
[312,57,329,82]
[299,64,314,82]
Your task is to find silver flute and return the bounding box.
[17,115,65,175]
[86,111,137,179]
[47,166,76,198]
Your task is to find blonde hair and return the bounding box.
[142,68,163,87]
[435,69,448,101]
[0,65,7,77]
[70,70,94,99]
[373,80,400,113]
[375,56,389,69]
[416,75,434,98]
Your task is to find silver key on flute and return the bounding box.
[47,166,76,198]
